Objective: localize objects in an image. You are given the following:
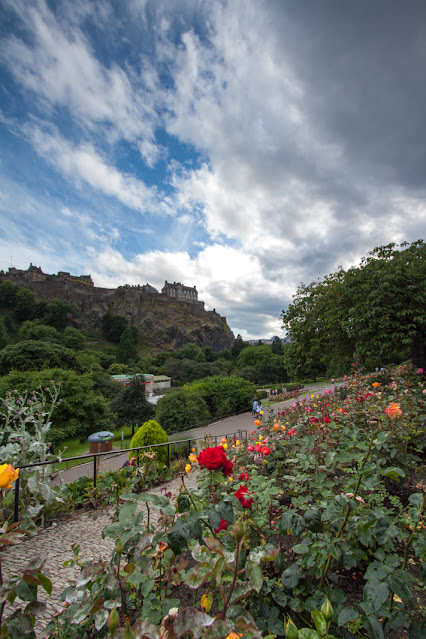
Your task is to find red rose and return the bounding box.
[235,485,254,508]
[260,446,270,456]
[239,472,249,481]
[221,457,234,476]
[214,518,229,533]
[197,446,233,476]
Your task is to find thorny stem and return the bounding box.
[221,539,242,619]
[319,429,375,588]
[180,475,218,537]
[116,552,126,625]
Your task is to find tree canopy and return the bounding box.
[281,240,426,376]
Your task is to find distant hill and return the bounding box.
[0,265,235,354]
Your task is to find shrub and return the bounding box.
[155,387,210,433]
[129,420,169,465]
[0,368,115,443]
[191,375,255,417]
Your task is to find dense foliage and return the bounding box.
[2,363,424,638]
[155,376,255,433]
[281,240,426,380]
[129,420,169,465]
[0,369,115,442]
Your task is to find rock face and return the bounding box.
[0,266,235,353]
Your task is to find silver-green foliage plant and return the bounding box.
[129,419,169,465]
[0,384,63,522]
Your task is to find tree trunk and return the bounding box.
[410,328,426,370]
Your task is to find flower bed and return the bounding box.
[0,363,424,638]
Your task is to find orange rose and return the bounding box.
[384,403,403,419]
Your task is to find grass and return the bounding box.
[53,426,135,471]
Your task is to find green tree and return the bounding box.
[0,340,79,374]
[343,241,426,369]
[101,311,128,343]
[118,326,138,363]
[63,326,86,350]
[191,375,255,418]
[179,343,205,361]
[42,299,79,331]
[155,387,210,434]
[110,374,154,429]
[0,368,114,442]
[231,334,248,360]
[0,281,19,307]
[236,344,273,369]
[19,319,61,342]
[14,288,36,321]
[0,319,8,350]
[281,240,426,372]
[271,336,284,355]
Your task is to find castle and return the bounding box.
[0,264,234,353]
[0,265,200,305]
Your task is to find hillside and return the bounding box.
[0,265,234,354]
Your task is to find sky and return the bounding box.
[1,0,425,341]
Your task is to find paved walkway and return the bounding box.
[53,382,339,484]
[2,382,340,634]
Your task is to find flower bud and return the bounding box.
[284,616,299,639]
[232,515,245,542]
[116,537,124,557]
[107,604,119,634]
[321,597,334,621]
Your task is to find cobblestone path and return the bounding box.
[1,472,199,636]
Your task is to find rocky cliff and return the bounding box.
[0,266,235,353]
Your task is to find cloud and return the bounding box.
[1,0,425,341]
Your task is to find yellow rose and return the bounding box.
[189,453,197,463]
[185,464,191,474]
[0,464,19,489]
[258,435,263,441]
[235,440,240,446]
[223,443,228,450]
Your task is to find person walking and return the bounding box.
[252,397,259,415]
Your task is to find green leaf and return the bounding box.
[127,570,145,586]
[177,493,191,513]
[94,608,109,631]
[282,563,302,589]
[298,630,320,639]
[409,622,426,639]
[246,560,263,593]
[14,580,37,602]
[363,614,384,639]
[119,501,137,523]
[408,493,423,508]
[203,620,233,639]
[292,543,310,554]
[388,575,414,605]
[312,609,326,636]
[381,467,405,481]
[364,580,389,612]
[216,501,234,524]
[174,608,215,639]
[337,607,360,626]
[186,562,212,589]
[36,573,52,595]
[208,509,223,530]
[167,529,188,556]
[304,508,323,533]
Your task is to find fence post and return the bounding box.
[167,443,170,468]
[14,476,20,523]
[93,455,97,487]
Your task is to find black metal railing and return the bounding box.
[12,429,247,522]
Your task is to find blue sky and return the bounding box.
[1,0,425,340]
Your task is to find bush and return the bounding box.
[155,387,210,433]
[129,420,169,465]
[0,368,115,443]
[191,375,255,417]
